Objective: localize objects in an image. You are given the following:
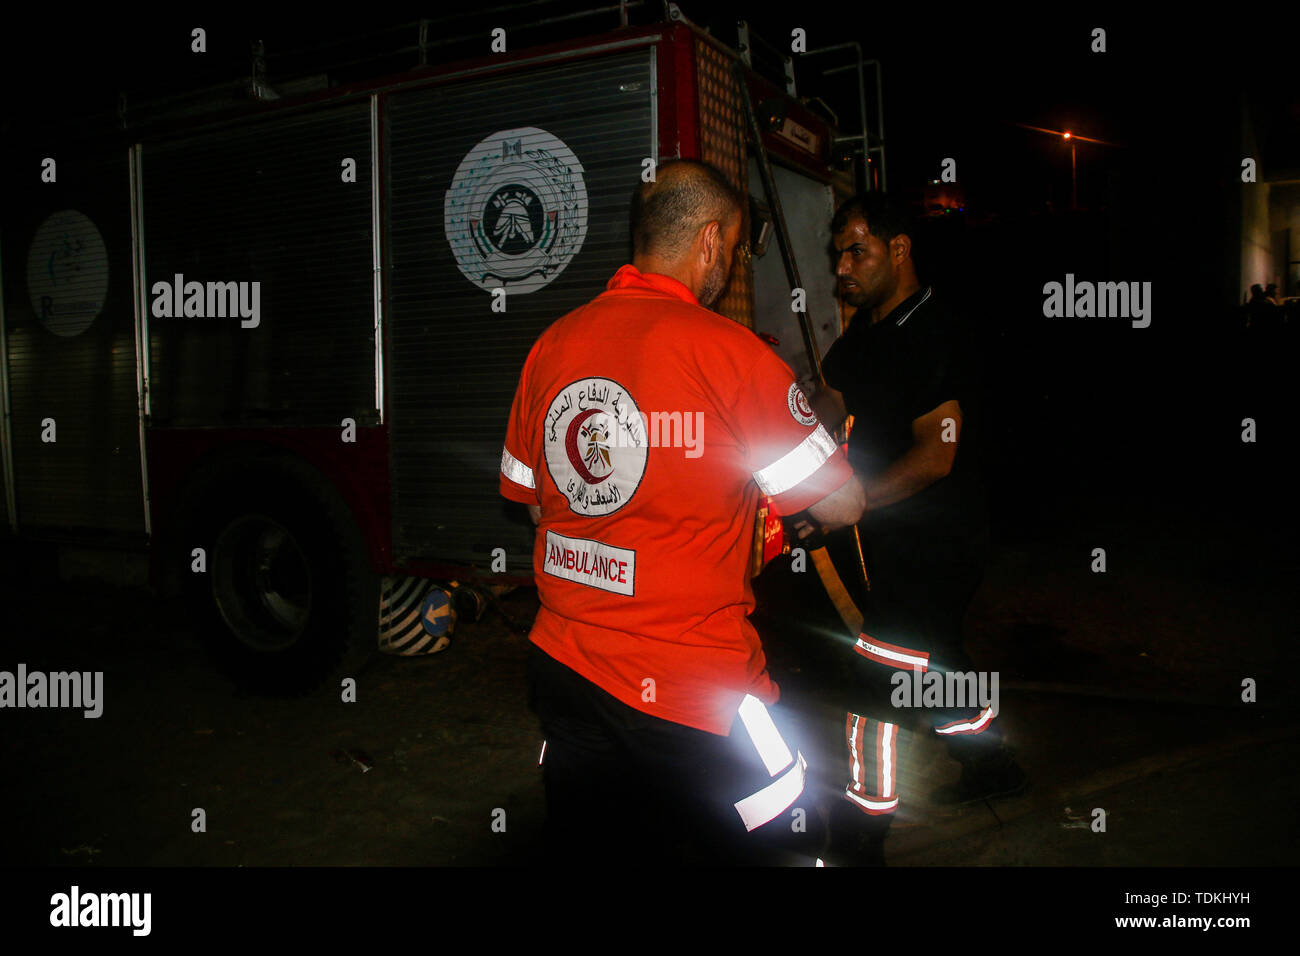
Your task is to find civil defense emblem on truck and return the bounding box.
[444,126,589,294]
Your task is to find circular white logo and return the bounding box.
[25,209,109,337]
[444,127,588,295]
[543,378,648,516]
[787,383,817,426]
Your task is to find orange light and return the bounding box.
[1063,131,1072,139]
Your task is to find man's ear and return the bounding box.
[701,220,722,263]
[892,233,912,263]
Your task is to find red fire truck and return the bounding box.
[0,6,877,692]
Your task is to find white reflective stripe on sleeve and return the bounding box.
[734,752,807,832]
[934,706,996,736]
[752,424,838,497]
[501,447,535,489]
[538,740,546,765]
[737,694,794,777]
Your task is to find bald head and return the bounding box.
[631,159,744,260]
[630,160,745,307]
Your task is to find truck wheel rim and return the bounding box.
[212,515,313,652]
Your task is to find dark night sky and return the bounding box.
[2,7,1273,214]
[4,7,1272,249]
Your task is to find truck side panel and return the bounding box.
[1,148,146,539]
[142,103,376,430]
[385,46,656,569]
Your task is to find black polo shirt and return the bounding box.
[821,285,987,536]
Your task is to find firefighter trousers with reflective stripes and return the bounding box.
[527,644,823,865]
[837,523,1002,816]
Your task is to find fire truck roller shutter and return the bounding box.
[386,48,654,569]
[143,102,374,429]
[167,450,378,695]
[1,147,145,537]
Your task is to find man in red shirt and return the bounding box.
[500,160,866,864]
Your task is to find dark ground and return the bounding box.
[1,485,1294,869]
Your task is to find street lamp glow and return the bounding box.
[1063,131,1072,139]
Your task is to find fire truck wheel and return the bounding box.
[175,455,378,696]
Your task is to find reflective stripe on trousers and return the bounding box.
[732,694,807,832]
[845,713,899,815]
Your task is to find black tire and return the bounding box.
[171,453,378,696]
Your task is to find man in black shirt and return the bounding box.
[804,193,1026,864]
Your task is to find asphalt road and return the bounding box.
[0,495,1294,868]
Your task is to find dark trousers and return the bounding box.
[857,522,1000,751]
[829,522,1001,825]
[526,644,824,865]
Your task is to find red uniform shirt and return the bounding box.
[500,264,852,735]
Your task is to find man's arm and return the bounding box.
[794,398,961,538]
[806,472,867,530]
[804,379,848,433]
[860,399,961,512]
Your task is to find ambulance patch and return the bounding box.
[444,127,588,295]
[787,383,817,426]
[543,530,635,596]
[543,377,648,516]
